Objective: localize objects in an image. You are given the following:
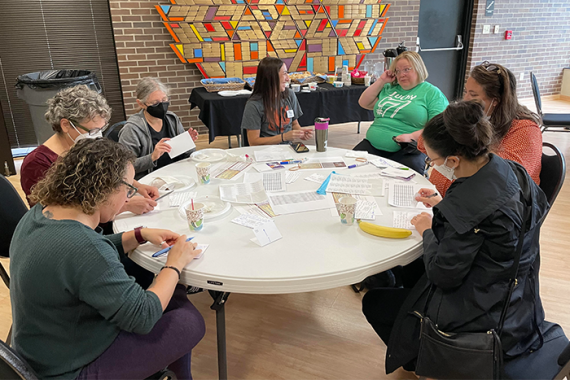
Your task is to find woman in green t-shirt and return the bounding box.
[356,51,448,173]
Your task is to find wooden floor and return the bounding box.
[2,97,569,379]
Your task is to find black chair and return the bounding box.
[0,339,39,379]
[554,342,570,380]
[539,142,566,207]
[0,175,29,345]
[104,121,127,142]
[0,338,176,380]
[530,72,570,133]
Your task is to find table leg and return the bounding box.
[237,134,242,148]
[209,290,231,380]
[228,136,232,149]
[357,121,361,134]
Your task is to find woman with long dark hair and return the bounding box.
[241,57,313,146]
[418,61,542,196]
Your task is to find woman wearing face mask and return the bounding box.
[11,139,205,379]
[241,57,313,146]
[119,77,199,179]
[20,85,158,213]
[418,61,542,196]
[362,101,564,379]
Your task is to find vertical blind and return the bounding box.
[0,0,125,148]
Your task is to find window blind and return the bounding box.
[0,0,125,148]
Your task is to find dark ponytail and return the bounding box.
[423,100,494,160]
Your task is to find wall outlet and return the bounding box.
[520,72,525,81]
[483,25,491,34]
[494,25,500,34]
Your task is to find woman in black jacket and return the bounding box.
[362,100,566,378]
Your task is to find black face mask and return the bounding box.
[146,101,169,119]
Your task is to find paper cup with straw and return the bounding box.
[185,202,205,231]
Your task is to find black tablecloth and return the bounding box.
[189,83,374,143]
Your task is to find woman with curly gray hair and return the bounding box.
[11,138,205,379]
[20,85,158,215]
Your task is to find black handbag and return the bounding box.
[415,204,531,379]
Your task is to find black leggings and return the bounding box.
[353,139,426,174]
[362,287,412,345]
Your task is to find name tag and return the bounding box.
[286,109,295,118]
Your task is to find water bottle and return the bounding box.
[315,117,330,152]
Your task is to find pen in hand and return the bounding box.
[424,192,439,198]
[155,189,174,201]
[152,236,194,257]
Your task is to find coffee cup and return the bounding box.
[336,196,357,225]
[185,202,205,231]
[196,162,211,184]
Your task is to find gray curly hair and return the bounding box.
[44,85,111,133]
[136,77,170,103]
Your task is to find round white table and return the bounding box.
[114,145,430,379]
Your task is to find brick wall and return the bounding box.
[109,0,567,134]
[109,0,419,134]
[361,1,420,69]
[109,0,206,134]
[467,0,570,100]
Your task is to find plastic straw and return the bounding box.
[191,199,194,210]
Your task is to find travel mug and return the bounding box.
[315,117,330,152]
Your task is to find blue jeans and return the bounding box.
[76,285,205,380]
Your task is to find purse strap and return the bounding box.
[496,204,530,335]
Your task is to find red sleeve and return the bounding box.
[495,119,542,185]
[20,147,58,206]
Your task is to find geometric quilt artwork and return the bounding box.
[155,0,389,78]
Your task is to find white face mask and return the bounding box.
[67,122,103,143]
[433,157,458,181]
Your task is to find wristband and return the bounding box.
[134,226,147,245]
[161,265,181,279]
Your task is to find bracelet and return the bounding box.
[161,265,181,279]
[281,133,284,142]
[134,226,147,245]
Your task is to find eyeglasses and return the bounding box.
[146,96,171,107]
[69,120,107,136]
[424,156,442,174]
[121,180,138,198]
[481,61,500,73]
[394,67,413,76]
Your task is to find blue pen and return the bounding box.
[279,160,304,165]
[348,162,369,169]
[152,237,194,258]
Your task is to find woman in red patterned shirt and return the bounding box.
[418,62,542,196]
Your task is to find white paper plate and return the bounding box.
[148,175,196,193]
[191,149,227,162]
[178,195,232,220]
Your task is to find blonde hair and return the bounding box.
[44,85,111,133]
[389,51,429,83]
[30,139,136,215]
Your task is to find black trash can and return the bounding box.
[15,70,102,144]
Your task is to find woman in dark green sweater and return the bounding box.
[10,138,205,379]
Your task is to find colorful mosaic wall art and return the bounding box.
[156,0,389,78]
